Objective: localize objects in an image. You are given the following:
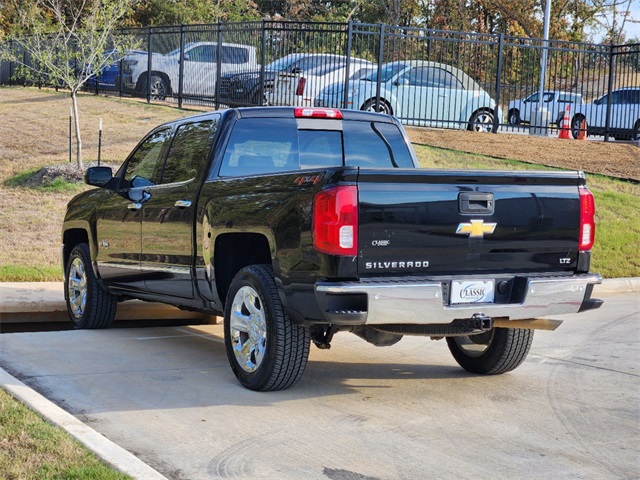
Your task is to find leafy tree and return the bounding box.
[2,0,140,168]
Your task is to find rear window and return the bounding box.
[217,118,413,177]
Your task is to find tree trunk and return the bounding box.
[71,92,83,169]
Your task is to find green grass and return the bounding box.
[0,265,62,282]
[0,388,131,480]
[414,144,640,278]
[4,169,86,193]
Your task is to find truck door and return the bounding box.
[95,128,172,290]
[141,119,217,298]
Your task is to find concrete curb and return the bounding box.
[593,277,640,294]
[0,367,167,480]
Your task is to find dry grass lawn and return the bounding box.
[0,87,197,278]
[406,127,640,181]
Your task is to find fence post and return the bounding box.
[604,44,615,142]
[8,41,13,86]
[375,23,386,111]
[178,25,185,109]
[259,19,267,106]
[146,27,152,103]
[342,20,354,109]
[118,28,124,98]
[215,24,223,109]
[492,33,504,134]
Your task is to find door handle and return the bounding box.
[175,200,192,208]
[127,203,142,210]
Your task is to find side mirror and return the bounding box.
[85,166,113,188]
[183,53,190,61]
[395,78,409,86]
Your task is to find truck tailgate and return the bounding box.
[357,169,585,277]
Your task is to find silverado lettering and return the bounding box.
[62,107,603,392]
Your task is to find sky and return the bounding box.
[624,1,640,41]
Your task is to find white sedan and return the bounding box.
[266,54,372,107]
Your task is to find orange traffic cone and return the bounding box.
[558,104,572,139]
[576,119,587,140]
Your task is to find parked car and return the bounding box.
[85,49,147,91]
[121,42,258,100]
[567,87,640,140]
[315,60,501,131]
[219,53,363,106]
[64,106,602,391]
[266,54,372,107]
[507,91,582,125]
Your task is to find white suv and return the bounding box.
[507,91,582,125]
[121,42,258,100]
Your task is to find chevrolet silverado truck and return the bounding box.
[62,106,603,391]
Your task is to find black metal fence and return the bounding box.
[3,21,639,140]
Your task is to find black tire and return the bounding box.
[507,109,521,125]
[446,327,534,375]
[361,98,392,115]
[632,119,640,141]
[224,265,311,391]
[571,114,586,140]
[138,74,169,100]
[468,109,495,132]
[64,243,117,329]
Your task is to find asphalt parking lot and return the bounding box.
[1,291,638,480]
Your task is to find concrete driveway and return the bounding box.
[1,291,638,480]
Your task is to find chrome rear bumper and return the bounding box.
[315,274,602,326]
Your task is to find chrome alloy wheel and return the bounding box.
[470,111,494,132]
[229,286,267,373]
[67,257,87,319]
[453,330,495,358]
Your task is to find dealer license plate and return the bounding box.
[450,280,495,305]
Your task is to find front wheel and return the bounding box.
[446,327,533,375]
[224,265,311,391]
[361,98,392,115]
[468,109,495,132]
[65,243,117,329]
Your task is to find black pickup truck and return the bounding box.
[62,106,602,391]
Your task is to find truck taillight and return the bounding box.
[579,187,595,251]
[313,186,358,256]
[296,77,307,96]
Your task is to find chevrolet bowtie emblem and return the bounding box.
[456,220,497,238]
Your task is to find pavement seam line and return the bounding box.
[0,366,168,480]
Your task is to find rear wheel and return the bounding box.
[571,114,586,139]
[65,243,117,329]
[468,109,495,132]
[446,327,533,374]
[507,109,521,125]
[224,265,311,391]
[361,98,392,115]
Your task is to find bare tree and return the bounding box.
[2,0,139,168]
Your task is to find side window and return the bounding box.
[429,68,463,89]
[220,46,249,64]
[403,67,428,86]
[527,93,539,103]
[160,120,215,184]
[609,92,623,104]
[219,118,298,177]
[123,129,171,188]
[542,92,554,102]
[188,45,214,63]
